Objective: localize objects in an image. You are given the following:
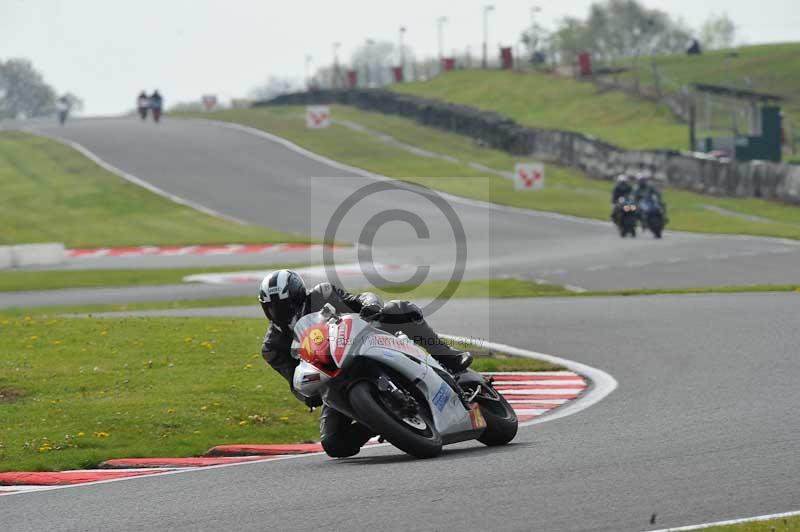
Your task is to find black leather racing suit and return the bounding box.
[611,181,633,223]
[261,282,458,458]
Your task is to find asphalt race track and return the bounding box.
[2,117,799,531]
[13,118,800,299]
[4,294,799,531]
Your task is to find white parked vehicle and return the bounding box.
[292,304,518,458]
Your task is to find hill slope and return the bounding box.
[393,69,686,151]
[391,43,800,156]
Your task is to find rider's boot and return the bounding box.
[380,300,473,374]
[319,406,373,458]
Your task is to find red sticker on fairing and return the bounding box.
[331,317,353,366]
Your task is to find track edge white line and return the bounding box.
[441,334,617,426]
[645,508,800,532]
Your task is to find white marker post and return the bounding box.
[513,162,545,191]
[305,105,331,129]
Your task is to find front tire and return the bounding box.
[349,381,442,459]
[473,384,518,446]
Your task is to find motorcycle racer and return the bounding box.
[258,269,473,457]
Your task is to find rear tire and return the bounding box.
[349,381,442,459]
[650,216,663,239]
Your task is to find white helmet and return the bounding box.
[616,174,628,183]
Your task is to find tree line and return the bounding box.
[0,58,82,120]
[250,0,737,95]
[525,0,735,65]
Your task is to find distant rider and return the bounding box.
[258,269,472,458]
[149,90,163,123]
[634,173,667,220]
[137,91,150,121]
[611,174,632,224]
[55,96,70,125]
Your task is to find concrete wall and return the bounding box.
[260,89,800,205]
[0,243,66,269]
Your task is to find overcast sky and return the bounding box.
[2,0,797,115]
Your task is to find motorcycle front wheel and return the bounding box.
[469,383,518,446]
[349,380,443,459]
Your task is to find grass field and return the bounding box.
[0,314,557,472]
[393,69,687,150]
[0,131,308,247]
[0,263,303,292]
[183,106,800,239]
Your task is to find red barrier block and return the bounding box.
[0,470,161,486]
[206,443,324,457]
[99,456,270,469]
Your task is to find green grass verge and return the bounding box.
[366,279,800,301]
[695,514,800,531]
[0,131,309,247]
[4,279,797,319]
[0,263,305,292]
[0,316,317,472]
[452,340,563,373]
[370,277,570,300]
[0,314,558,471]
[181,106,800,240]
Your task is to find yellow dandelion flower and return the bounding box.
[238,420,248,426]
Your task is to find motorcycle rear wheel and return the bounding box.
[349,381,443,459]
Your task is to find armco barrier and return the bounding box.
[258,89,800,205]
[9,243,66,268]
[0,247,12,269]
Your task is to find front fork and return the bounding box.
[375,375,420,417]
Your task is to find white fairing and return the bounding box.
[292,359,329,398]
[292,311,477,439]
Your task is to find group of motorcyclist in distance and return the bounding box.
[611,173,668,238]
[136,90,164,123]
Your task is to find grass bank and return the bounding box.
[619,42,800,150]
[182,106,800,239]
[392,43,800,157]
[393,69,686,150]
[0,314,557,471]
[0,131,308,247]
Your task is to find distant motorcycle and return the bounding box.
[614,197,639,238]
[638,196,666,239]
[292,304,518,459]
